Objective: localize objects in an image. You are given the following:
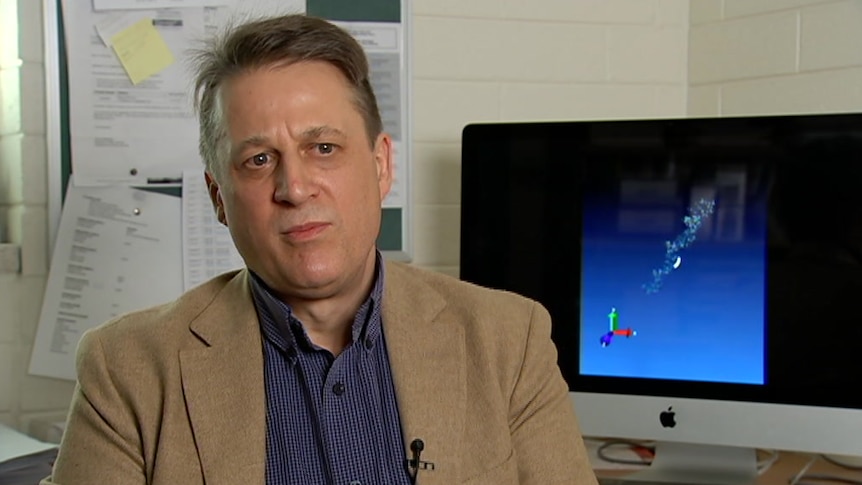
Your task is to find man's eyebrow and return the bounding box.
[231,134,269,157]
[300,125,347,140]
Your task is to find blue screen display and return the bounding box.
[580,189,766,384]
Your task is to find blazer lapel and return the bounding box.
[383,262,466,485]
[179,270,266,485]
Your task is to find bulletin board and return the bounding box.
[32,0,413,381]
[43,0,413,260]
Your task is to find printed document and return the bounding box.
[29,184,183,381]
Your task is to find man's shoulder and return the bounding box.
[384,260,540,320]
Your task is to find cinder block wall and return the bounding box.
[688,0,862,116]
[2,0,688,433]
[0,0,64,433]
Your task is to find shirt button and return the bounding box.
[332,382,346,396]
[350,481,362,485]
[364,338,374,349]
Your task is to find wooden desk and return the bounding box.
[759,452,860,484]
[594,451,862,485]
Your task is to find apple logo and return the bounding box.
[659,406,676,428]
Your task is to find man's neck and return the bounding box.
[288,253,379,356]
[293,303,357,356]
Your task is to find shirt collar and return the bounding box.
[249,250,385,358]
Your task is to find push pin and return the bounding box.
[133,208,141,216]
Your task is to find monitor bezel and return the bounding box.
[459,112,862,457]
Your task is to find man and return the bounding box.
[41,14,597,485]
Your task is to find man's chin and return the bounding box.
[278,268,343,299]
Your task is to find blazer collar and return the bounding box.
[382,261,467,484]
[177,263,469,485]
[179,269,267,485]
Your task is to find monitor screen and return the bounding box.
[459,112,862,482]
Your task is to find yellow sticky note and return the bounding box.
[111,18,174,85]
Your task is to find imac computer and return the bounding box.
[459,112,862,484]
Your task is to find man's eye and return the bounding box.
[250,153,269,166]
[317,143,335,155]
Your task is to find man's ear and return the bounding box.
[204,171,227,226]
[373,132,393,201]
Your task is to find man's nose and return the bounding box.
[273,156,317,205]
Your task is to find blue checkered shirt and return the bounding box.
[250,256,413,485]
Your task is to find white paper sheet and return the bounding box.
[64,1,307,186]
[94,11,148,46]
[93,0,228,10]
[62,3,207,186]
[333,21,407,208]
[29,184,184,381]
[213,0,305,21]
[181,169,244,289]
[0,424,56,464]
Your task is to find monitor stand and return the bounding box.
[618,442,758,485]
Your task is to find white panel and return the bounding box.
[412,142,461,206]
[19,372,75,412]
[724,0,833,18]
[501,0,655,24]
[412,0,502,18]
[0,0,18,66]
[656,85,688,115]
[689,12,798,84]
[720,67,862,115]
[412,80,499,142]
[0,134,49,208]
[657,0,690,26]
[16,0,43,63]
[19,62,44,136]
[500,83,665,121]
[0,275,19,342]
[413,17,502,80]
[0,345,14,411]
[18,275,47,345]
[689,0,722,24]
[0,66,22,137]
[20,135,46,205]
[8,205,47,276]
[413,17,605,82]
[608,26,687,83]
[411,204,460,267]
[688,85,722,116]
[0,135,22,204]
[0,244,19,273]
[800,1,862,71]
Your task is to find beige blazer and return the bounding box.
[41,261,597,485]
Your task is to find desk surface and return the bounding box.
[594,450,862,485]
[759,452,860,484]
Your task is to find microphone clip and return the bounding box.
[407,438,436,472]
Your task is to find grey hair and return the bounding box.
[188,14,383,177]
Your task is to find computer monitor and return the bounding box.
[459,112,862,484]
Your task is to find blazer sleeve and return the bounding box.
[508,302,599,485]
[41,329,147,485]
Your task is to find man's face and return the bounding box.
[207,60,392,302]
